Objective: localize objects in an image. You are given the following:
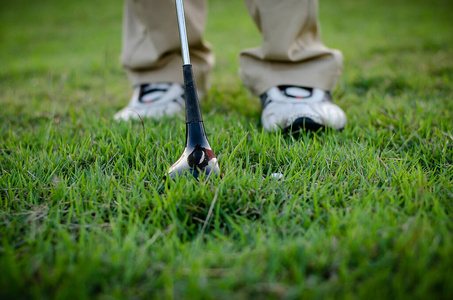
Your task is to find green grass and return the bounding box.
[1,0,452,298]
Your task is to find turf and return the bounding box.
[1,0,452,299]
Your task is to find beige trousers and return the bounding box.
[121,0,343,96]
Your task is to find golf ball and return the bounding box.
[270,173,284,179]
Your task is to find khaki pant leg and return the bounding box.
[121,0,214,93]
[240,0,343,96]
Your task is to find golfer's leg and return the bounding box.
[240,0,346,132]
[240,0,343,96]
[121,0,214,93]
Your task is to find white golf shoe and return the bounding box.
[114,83,185,121]
[260,85,347,132]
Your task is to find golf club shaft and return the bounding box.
[175,0,203,123]
[175,0,191,65]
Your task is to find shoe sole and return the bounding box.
[284,117,325,134]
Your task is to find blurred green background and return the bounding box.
[1,0,452,299]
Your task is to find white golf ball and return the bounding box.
[270,173,284,179]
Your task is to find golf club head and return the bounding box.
[168,122,221,180]
[165,56,221,179]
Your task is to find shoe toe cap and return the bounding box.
[313,102,347,130]
[114,108,139,121]
[262,101,347,132]
[114,102,184,121]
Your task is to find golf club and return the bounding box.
[167,0,221,179]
